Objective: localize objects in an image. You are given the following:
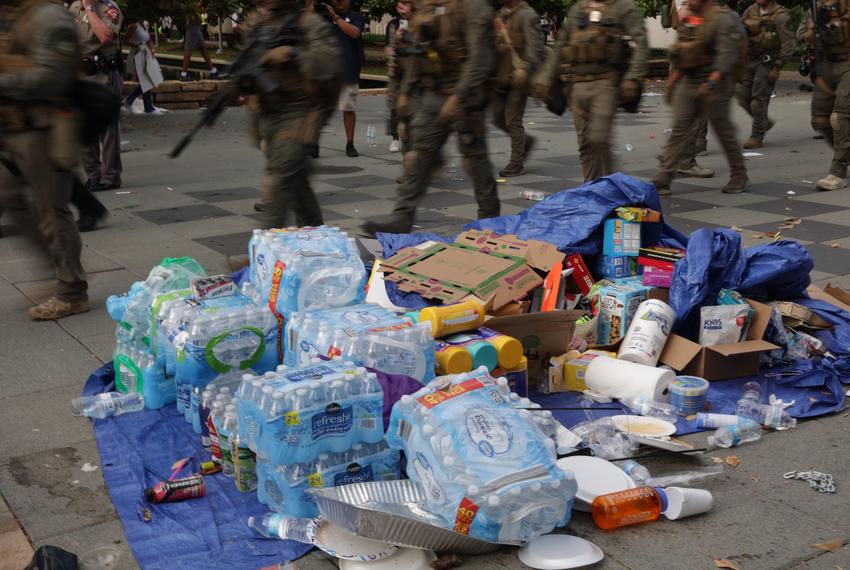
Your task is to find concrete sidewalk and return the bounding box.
[1,83,849,569]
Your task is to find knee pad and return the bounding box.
[831,112,840,132]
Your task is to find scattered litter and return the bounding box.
[80,546,123,569]
[725,456,741,468]
[71,480,79,485]
[779,218,802,230]
[81,463,99,472]
[496,178,507,183]
[713,559,741,570]
[624,143,634,152]
[663,128,673,134]
[520,190,547,201]
[784,470,837,493]
[785,207,793,212]
[115,191,134,195]
[141,508,152,523]
[32,428,40,432]
[812,539,844,551]
[730,225,744,233]
[167,186,174,191]
[121,140,130,146]
[742,152,763,157]
[751,474,759,484]
[751,233,765,239]
[528,122,535,126]
[649,132,656,140]
[831,243,841,248]
[766,231,780,239]
[518,534,604,569]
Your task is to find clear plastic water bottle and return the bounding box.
[366,125,376,148]
[736,399,797,430]
[247,513,314,543]
[219,412,238,477]
[620,459,651,485]
[621,396,679,423]
[695,412,749,429]
[707,420,762,448]
[740,381,761,402]
[71,392,145,419]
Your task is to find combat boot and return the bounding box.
[742,138,762,149]
[361,215,414,238]
[27,297,90,321]
[816,174,848,191]
[722,175,749,194]
[499,163,525,177]
[677,164,714,178]
[524,136,536,160]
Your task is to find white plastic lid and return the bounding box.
[518,534,604,569]
[663,487,714,520]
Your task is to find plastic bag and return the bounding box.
[739,240,813,301]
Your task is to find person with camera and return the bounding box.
[69,0,123,192]
[0,0,89,320]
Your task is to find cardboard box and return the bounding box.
[380,230,564,310]
[596,279,652,344]
[603,219,641,256]
[563,349,617,392]
[493,356,529,397]
[564,253,594,294]
[775,301,833,330]
[486,310,584,383]
[597,255,639,279]
[613,207,662,223]
[822,284,850,310]
[642,265,674,288]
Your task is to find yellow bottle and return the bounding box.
[435,346,473,375]
[419,299,485,338]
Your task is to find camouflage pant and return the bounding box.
[492,87,529,167]
[0,130,87,301]
[655,75,746,187]
[678,112,709,170]
[570,77,617,182]
[811,59,850,177]
[736,60,778,140]
[261,113,324,228]
[392,91,500,221]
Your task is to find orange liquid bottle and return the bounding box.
[591,487,669,530]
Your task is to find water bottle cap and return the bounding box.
[220,387,231,394]
[296,388,308,397]
[488,496,500,507]
[319,453,330,460]
[443,456,455,467]
[262,386,273,395]
[530,482,542,492]
[422,424,434,435]
[242,373,253,381]
[467,485,479,496]
[352,443,363,451]
[655,487,669,513]
[272,391,285,399]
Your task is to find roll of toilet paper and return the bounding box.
[585,356,674,401]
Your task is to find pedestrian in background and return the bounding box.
[179,7,219,81]
[325,0,365,157]
[385,0,414,154]
[69,0,124,191]
[124,17,167,115]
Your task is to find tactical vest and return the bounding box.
[669,5,717,72]
[561,0,624,79]
[262,10,314,97]
[412,0,467,87]
[814,0,850,59]
[743,4,786,56]
[494,4,528,86]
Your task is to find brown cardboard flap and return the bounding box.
[659,334,703,371]
[808,284,850,314]
[707,339,778,357]
[775,301,833,330]
[454,230,564,271]
[743,298,773,340]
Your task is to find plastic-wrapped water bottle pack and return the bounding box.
[284,304,436,382]
[248,227,366,318]
[236,361,384,465]
[387,368,577,543]
[256,441,402,518]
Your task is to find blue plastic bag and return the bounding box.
[738,241,813,301]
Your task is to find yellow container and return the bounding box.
[488,334,523,369]
[435,346,473,375]
[419,299,486,338]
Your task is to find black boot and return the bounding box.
[361,215,413,238]
[73,178,109,232]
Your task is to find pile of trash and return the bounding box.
[75,175,850,569]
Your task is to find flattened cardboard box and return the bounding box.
[380,230,564,310]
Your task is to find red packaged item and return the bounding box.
[564,253,594,294]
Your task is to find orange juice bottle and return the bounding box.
[591,487,668,530]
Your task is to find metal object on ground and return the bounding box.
[784,470,837,493]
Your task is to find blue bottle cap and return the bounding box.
[655,487,669,513]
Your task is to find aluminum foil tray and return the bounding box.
[307,480,509,554]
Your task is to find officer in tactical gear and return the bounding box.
[653,0,748,195]
[492,0,543,177]
[0,0,90,320]
[799,0,850,191]
[361,0,501,237]
[532,0,648,182]
[736,0,794,149]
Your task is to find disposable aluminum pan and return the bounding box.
[307,480,507,554]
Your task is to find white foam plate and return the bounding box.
[610,414,677,437]
[339,547,437,570]
[557,455,636,510]
[313,521,399,562]
[518,534,605,569]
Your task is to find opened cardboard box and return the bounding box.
[380,230,565,310]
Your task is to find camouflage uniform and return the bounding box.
[535,0,648,182]
[362,0,500,236]
[69,0,123,189]
[654,3,748,195]
[492,0,543,176]
[799,2,850,190]
[736,1,794,147]
[0,0,89,318]
[255,4,342,227]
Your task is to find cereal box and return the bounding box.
[596,279,652,344]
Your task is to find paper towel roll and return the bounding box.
[585,356,674,401]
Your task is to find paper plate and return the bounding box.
[557,455,636,508]
[312,521,399,562]
[339,548,437,570]
[518,534,604,569]
[611,414,677,437]
[631,434,696,452]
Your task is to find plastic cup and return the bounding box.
[663,486,713,520]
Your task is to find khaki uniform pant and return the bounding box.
[811,59,850,178]
[571,78,617,182]
[492,87,529,167]
[678,112,709,170]
[393,91,500,221]
[736,60,777,140]
[655,75,746,187]
[80,71,123,186]
[0,130,87,302]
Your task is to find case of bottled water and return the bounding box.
[248,227,366,318]
[283,304,436,382]
[387,368,577,543]
[163,291,280,420]
[236,361,384,465]
[257,442,402,518]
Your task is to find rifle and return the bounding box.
[809,0,836,96]
[170,14,302,159]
